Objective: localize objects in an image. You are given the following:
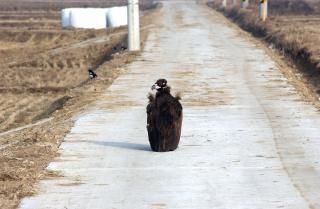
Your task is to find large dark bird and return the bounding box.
[146,79,183,152]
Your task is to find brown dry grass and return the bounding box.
[208,0,320,96]
[0,2,161,209]
[0,0,156,133]
[0,27,124,132]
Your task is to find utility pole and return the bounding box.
[259,0,268,21]
[128,0,140,51]
[241,0,249,8]
[221,0,227,8]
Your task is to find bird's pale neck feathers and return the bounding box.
[156,86,171,96]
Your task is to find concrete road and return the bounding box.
[19,1,320,209]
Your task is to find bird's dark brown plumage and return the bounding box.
[147,79,183,152]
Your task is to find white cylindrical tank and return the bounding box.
[61,8,72,27]
[107,6,128,27]
[90,8,108,29]
[69,8,85,28]
[70,8,107,29]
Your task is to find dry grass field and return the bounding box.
[208,0,320,95]
[0,1,159,208]
[0,0,154,133]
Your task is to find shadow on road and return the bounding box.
[85,140,151,152]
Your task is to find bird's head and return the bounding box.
[151,79,168,91]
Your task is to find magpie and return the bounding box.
[88,68,97,79]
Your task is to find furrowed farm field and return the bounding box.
[0,0,154,132]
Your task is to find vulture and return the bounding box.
[146,79,183,152]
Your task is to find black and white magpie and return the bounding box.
[88,68,97,79]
